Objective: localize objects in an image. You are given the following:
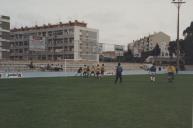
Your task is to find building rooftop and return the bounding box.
[0,15,10,20]
[11,20,87,32]
[131,31,170,43]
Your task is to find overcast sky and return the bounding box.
[1,0,193,45]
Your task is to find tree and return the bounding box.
[152,44,161,57]
[124,48,134,62]
[149,44,160,64]
[182,21,193,64]
[183,22,193,38]
[140,44,160,63]
[117,50,134,62]
[168,41,177,58]
[141,50,153,62]
[168,21,193,65]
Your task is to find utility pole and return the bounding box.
[171,0,186,70]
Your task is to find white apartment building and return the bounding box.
[10,20,99,61]
[0,15,10,60]
[128,32,171,58]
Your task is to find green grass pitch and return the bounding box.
[0,75,192,128]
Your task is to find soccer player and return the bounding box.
[86,66,90,78]
[90,65,95,77]
[96,64,101,79]
[115,63,123,84]
[167,64,176,82]
[149,63,157,82]
[101,64,105,77]
[75,67,82,76]
[83,65,87,78]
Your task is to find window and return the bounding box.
[64,30,68,35]
[42,32,46,37]
[23,34,28,39]
[19,34,22,39]
[69,29,74,35]
[55,30,63,35]
[70,46,74,51]
[2,16,10,20]
[19,42,23,46]
[15,34,18,39]
[24,41,28,46]
[1,32,10,40]
[0,21,10,30]
[19,49,23,53]
[64,38,68,43]
[48,31,52,36]
[24,48,28,52]
[69,38,74,43]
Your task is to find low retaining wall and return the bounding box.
[1,70,193,79]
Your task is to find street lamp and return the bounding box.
[171,0,186,70]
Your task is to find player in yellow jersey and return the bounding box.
[167,64,176,82]
[96,64,101,79]
[86,66,90,78]
[90,65,95,77]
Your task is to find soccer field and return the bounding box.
[0,75,192,128]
